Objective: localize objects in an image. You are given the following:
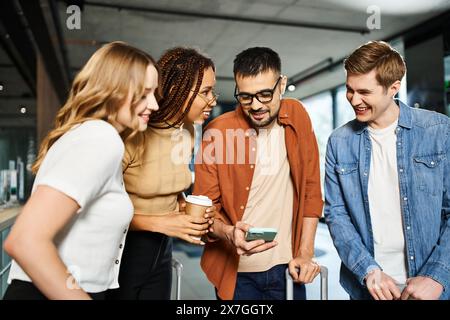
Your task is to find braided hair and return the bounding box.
[151,47,215,128]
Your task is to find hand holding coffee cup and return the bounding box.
[185,195,213,240]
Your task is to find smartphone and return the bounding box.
[245,227,277,242]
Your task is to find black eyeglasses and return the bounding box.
[234,76,282,106]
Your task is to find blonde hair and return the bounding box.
[32,41,156,174]
[344,41,406,90]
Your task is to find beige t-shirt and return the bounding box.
[123,124,194,215]
[238,121,294,272]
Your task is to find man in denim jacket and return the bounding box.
[325,41,450,300]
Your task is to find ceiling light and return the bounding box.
[20,107,27,114]
[319,0,446,15]
[288,85,296,92]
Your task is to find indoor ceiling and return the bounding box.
[59,0,450,101]
[1,0,450,126]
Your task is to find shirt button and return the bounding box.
[123,229,127,234]
[240,205,244,210]
[363,172,368,176]
[250,165,254,169]
[245,132,250,137]
[404,197,408,201]
[245,187,249,191]
[398,142,402,146]
[115,260,120,264]
[399,168,404,173]
[410,256,414,260]
[119,244,123,249]
[406,226,411,230]
[341,168,345,172]
[252,147,256,152]
[430,161,435,166]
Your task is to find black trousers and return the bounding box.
[3,280,106,300]
[106,231,172,300]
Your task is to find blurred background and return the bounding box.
[1,0,450,299]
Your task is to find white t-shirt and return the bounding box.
[8,120,134,293]
[368,120,407,286]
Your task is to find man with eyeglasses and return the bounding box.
[193,47,323,300]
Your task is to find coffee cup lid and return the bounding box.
[186,195,212,207]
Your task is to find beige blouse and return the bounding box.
[123,124,194,215]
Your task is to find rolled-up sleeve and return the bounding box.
[303,115,324,218]
[193,129,231,226]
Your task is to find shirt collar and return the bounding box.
[355,99,412,135]
[397,99,413,129]
[278,100,292,126]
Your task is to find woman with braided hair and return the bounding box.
[107,47,218,300]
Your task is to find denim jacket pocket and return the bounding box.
[334,162,359,199]
[413,153,446,196]
[334,163,358,175]
[413,154,445,168]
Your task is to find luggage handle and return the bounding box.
[285,266,328,300]
[172,258,183,300]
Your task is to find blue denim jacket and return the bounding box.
[324,100,450,300]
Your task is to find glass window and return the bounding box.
[335,85,356,128]
[445,55,450,116]
[301,92,333,195]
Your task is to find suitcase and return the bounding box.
[170,259,328,300]
[285,266,328,300]
[171,258,183,300]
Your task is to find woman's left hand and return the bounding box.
[205,205,216,231]
[179,202,216,232]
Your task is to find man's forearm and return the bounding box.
[298,217,319,257]
[210,219,233,242]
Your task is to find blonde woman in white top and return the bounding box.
[3,41,159,300]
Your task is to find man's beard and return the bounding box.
[247,109,279,128]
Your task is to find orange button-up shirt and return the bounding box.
[193,98,324,300]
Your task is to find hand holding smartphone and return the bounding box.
[245,227,277,242]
